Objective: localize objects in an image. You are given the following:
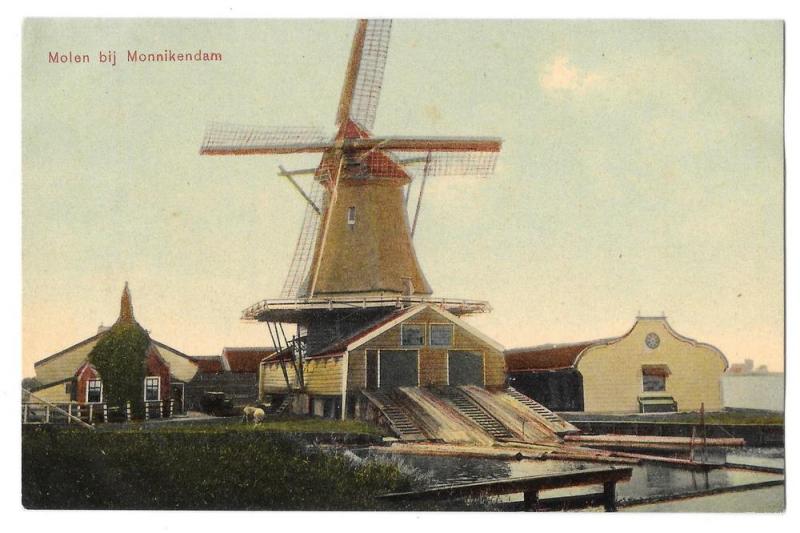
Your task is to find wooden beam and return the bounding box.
[200,143,332,156]
[279,165,321,214]
[336,20,368,126]
[343,137,502,153]
[380,466,632,502]
[22,389,94,430]
[410,152,431,238]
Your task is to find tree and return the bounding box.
[22,377,42,391]
[88,322,150,412]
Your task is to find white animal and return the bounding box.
[242,405,267,424]
[242,406,257,423]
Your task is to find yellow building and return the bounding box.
[506,316,728,413]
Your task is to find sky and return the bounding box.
[21,19,784,377]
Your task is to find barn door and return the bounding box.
[379,350,419,388]
[448,351,484,386]
[170,383,184,414]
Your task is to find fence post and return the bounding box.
[67,404,72,424]
[45,405,51,424]
[145,402,149,420]
[126,401,132,422]
[170,399,174,418]
[103,403,108,424]
[23,404,28,424]
[89,404,93,424]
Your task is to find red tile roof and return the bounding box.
[189,356,224,374]
[505,338,618,372]
[223,347,274,373]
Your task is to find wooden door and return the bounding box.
[366,350,378,389]
[448,351,484,386]
[379,350,419,388]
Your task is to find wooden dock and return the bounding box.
[564,433,744,450]
[380,465,633,511]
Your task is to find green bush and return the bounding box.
[21,427,413,510]
[88,323,150,415]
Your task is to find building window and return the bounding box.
[347,206,356,226]
[86,379,102,403]
[144,376,160,401]
[430,324,454,346]
[65,382,73,395]
[642,365,670,392]
[400,324,424,346]
[642,374,666,392]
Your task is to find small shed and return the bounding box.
[185,347,273,408]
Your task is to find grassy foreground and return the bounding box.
[22,423,409,510]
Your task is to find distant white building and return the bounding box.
[721,360,784,412]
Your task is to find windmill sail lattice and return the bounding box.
[201,124,330,154]
[346,19,392,131]
[280,177,328,297]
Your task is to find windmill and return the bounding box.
[200,20,502,367]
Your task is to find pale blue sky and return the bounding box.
[22,19,783,375]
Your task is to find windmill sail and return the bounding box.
[281,177,329,298]
[200,123,331,155]
[397,149,501,180]
[336,19,392,132]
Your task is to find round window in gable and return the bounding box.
[645,332,660,349]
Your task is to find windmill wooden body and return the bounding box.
[200,21,515,424]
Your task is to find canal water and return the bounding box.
[353,447,784,510]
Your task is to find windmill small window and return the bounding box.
[347,206,356,227]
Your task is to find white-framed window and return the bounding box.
[400,324,424,346]
[430,324,454,347]
[86,379,102,403]
[144,376,160,401]
[347,206,356,226]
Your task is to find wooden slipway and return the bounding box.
[364,386,577,445]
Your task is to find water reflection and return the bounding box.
[355,449,511,488]
[356,446,783,504]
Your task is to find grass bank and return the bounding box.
[22,424,407,510]
[146,416,390,436]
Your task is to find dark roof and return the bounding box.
[505,338,618,372]
[309,307,413,358]
[223,347,274,373]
